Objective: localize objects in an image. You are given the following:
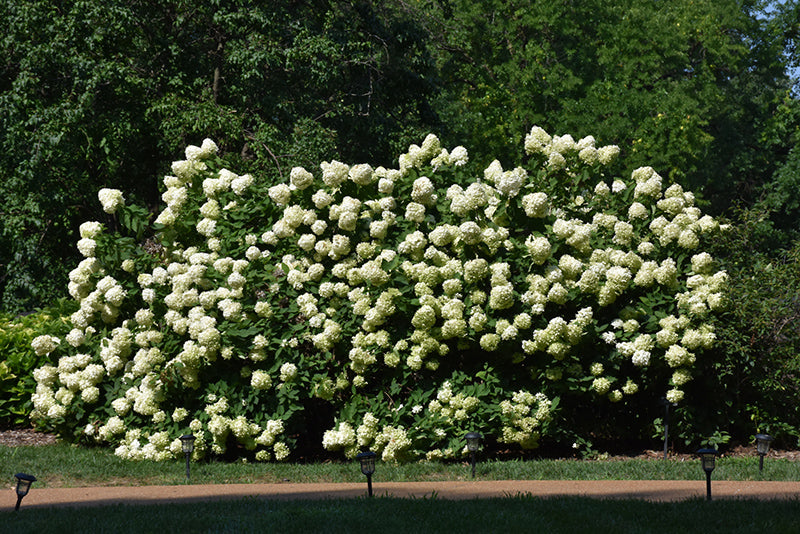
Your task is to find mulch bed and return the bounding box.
[0,428,59,446]
[608,444,800,462]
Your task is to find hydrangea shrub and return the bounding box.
[30,126,725,462]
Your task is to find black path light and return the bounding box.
[465,432,483,478]
[180,434,196,480]
[356,451,377,497]
[696,448,718,501]
[755,434,773,474]
[14,473,36,511]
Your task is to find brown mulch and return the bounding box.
[0,428,59,446]
[620,445,800,462]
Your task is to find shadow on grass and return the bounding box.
[4,494,800,534]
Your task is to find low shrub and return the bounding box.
[0,300,75,426]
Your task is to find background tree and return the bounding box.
[0,0,437,312]
[404,0,795,211]
[691,1,800,447]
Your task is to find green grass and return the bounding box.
[2,442,798,487]
[4,496,800,534]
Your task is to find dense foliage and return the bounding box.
[692,208,800,447]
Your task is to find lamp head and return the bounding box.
[14,473,36,498]
[755,434,773,456]
[356,451,377,476]
[180,434,196,453]
[696,448,718,473]
[465,432,482,453]
[659,397,677,408]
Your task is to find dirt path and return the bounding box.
[4,480,799,511]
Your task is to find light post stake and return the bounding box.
[180,434,196,480]
[659,398,676,460]
[356,451,377,497]
[755,434,773,474]
[465,432,482,478]
[14,473,36,511]
[697,448,718,501]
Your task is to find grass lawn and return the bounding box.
[2,442,799,487]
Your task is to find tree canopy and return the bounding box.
[0,0,437,312]
[411,0,797,206]
[1,0,798,312]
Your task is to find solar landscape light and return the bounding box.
[14,473,36,511]
[180,434,196,480]
[696,448,718,501]
[465,432,483,478]
[755,433,773,473]
[356,451,377,497]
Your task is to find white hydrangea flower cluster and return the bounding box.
[33,126,726,461]
[31,334,61,356]
[322,421,356,455]
[98,188,125,214]
[525,127,620,169]
[322,419,413,460]
[372,425,412,462]
[427,381,480,423]
[499,390,552,449]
